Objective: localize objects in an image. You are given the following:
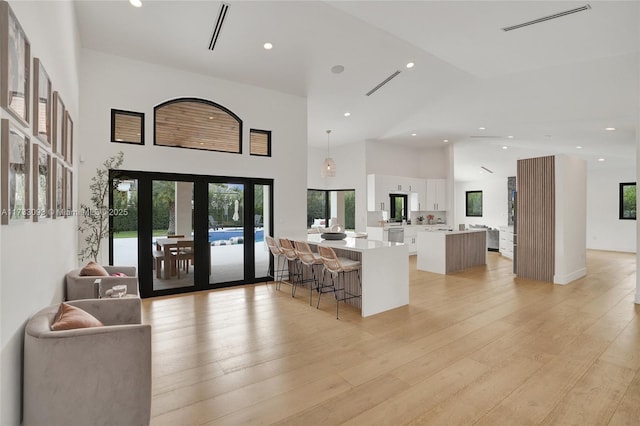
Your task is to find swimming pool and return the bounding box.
[208,228,264,244]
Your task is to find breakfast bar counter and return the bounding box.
[416,229,487,274]
[306,234,409,317]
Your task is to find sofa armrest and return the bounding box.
[68,298,141,325]
[104,265,137,277]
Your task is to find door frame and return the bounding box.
[109,169,274,298]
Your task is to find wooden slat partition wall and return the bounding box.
[516,155,555,282]
[155,101,240,152]
[445,231,486,273]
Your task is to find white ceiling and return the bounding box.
[74,0,639,181]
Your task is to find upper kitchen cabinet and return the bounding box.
[368,174,391,211]
[409,179,426,211]
[426,179,447,211]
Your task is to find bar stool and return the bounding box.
[317,245,362,319]
[293,241,323,305]
[278,238,302,296]
[265,236,287,290]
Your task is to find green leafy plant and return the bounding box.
[78,151,124,262]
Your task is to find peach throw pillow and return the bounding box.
[51,303,104,331]
[79,261,109,276]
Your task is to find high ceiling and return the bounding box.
[74,1,639,181]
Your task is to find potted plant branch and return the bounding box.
[78,151,124,262]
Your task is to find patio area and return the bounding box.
[113,237,270,291]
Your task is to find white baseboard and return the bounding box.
[554,268,587,285]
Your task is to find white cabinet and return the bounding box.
[368,175,391,211]
[425,179,446,211]
[409,179,426,211]
[499,226,514,260]
[366,226,388,242]
[403,226,419,254]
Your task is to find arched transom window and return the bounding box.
[154,98,242,153]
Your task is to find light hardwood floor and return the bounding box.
[144,250,640,425]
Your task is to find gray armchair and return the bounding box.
[65,265,139,300]
[23,298,151,426]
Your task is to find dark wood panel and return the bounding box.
[445,231,486,273]
[516,155,555,282]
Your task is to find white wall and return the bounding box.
[587,166,636,252]
[79,49,308,243]
[1,2,81,424]
[554,155,587,284]
[454,177,509,229]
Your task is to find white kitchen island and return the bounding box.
[417,229,487,274]
[307,234,409,317]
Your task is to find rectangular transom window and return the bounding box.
[250,129,271,156]
[619,182,636,220]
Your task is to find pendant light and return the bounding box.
[321,129,336,177]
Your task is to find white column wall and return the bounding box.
[175,181,193,237]
[554,155,587,285]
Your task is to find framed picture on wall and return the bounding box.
[32,143,51,222]
[32,58,51,145]
[65,167,72,218]
[64,110,73,164]
[0,2,31,126]
[52,91,65,157]
[52,157,64,219]
[1,119,30,224]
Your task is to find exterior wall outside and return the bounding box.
[1,2,81,424]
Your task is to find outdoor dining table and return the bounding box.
[155,237,194,280]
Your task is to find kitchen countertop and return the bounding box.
[307,234,403,252]
[417,228,486,235]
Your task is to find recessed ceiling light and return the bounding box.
[331,65,345,74]
[598,158,606,162]
[406,62,415,69]
[478,127,486,130]
[605,127,616,131]
[443,139,449,143]
[344,112,351,117]
[576,146,583,149]
[129,0,142,7]
[411,133,417,136]
[502,146,508,150]
[263,42,273,50]
[208,116,213,120]
[507,135,514,139]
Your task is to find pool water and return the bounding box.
[208,228,264,245]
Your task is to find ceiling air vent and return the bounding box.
[366,70,402,96]
[209,2,230,51]
[480,166,494,174]
[502,4,591,32]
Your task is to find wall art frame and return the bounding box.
[32,143,51,222]
[1,118,30,224]
[0,2,31,126]
[32,57,51,145]
[52,91,65,157]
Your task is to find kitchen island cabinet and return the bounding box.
[416,229,486,274]
[307,234,409,317]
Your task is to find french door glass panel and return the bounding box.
[152,180,195,291]
[254,183,270,279]
[208,182,245,284]
[113,178,138,267]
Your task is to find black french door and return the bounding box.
[109,170,273,298]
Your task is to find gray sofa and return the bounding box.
[65,265,139,300]
[23,298,151,426]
